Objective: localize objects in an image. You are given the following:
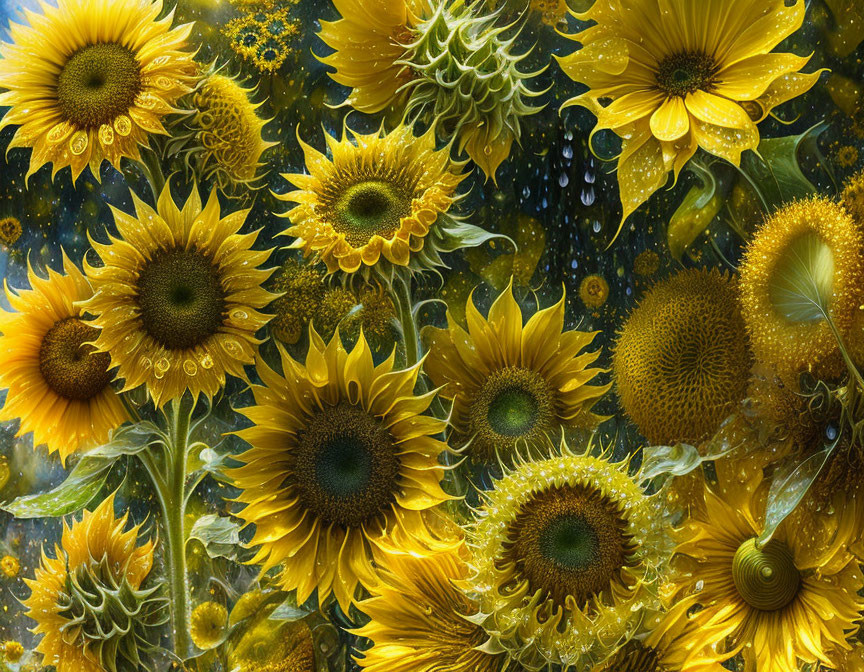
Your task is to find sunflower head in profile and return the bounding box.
[613,268,752,446]
[276,122,474,279]
[22,494,166,672]
[672,454,864,672]
[0,252,126,464]
[739,197,864,385]
[556,0,823,228]
[80,183,277,407]
[0,0,198,183]
[467,443,673,670]
[353,542,505,672]
[424,282,610,464]
[229,329,456,612]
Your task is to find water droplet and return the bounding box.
[69,130,88,155]
[114,115,132,136]
[183,359,198,376]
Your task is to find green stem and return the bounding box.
[138,396,193,660]
[139,145,166,202]
[394,274,420,369]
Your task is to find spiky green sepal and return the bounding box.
[397,0,545,179]
[57,555,168,672]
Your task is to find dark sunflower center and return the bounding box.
[502,484,635,608]
[656,51,717,97]
[136,248,226,351]
[732,538,801,611]
[469,367,555,461]
[330,180,412,247]
[39,318,112,401]
[291,402,399,528]
[603,641,663,672]
[57,43,142,128]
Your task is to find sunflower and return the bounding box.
[275,122,468,277]
[316,0,543,180]
[0,252,126,464]
[0,0,198,183]
[672,453,864,672]
[842,168,864,227]
[467,443,673,670]
[22,494,165,672]
[80,183,277,407]
[424,282,610,464]
[613,268,752,446]
[557,0,823,228]
[189,601,228,650]
[229,329,456,612]
[189,73,277,192]
[353,543,505,672]
[739,197,864,384]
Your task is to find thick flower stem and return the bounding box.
[394,274,420,369]
[138,145,167,203]
[138,396,193,660]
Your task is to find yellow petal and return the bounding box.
[649,96,690,141]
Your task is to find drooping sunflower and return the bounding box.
[424,282,610,464]
[276,122,473,277]
[739,197,864,384]
[467,443,673,670]
[672,454,864,672]
[557,0,823,228]
[229,330,456,612]
[317,0,544,180]
[80,183,277,407]
[22,494,166,672]
[0,0,198,183]
[188,73,277,192]
[0,252,126,464]
[613,268,752,446]
[353,543,505,672]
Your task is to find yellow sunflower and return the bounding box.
[557,0,823,228]
[275,122,468,276]
[672,453,864,672]
[80,183,277,407]
[0,252,126,464]
[353,543,505,672]
[467,443,673,670]
[739,197,864,384]
[229,329,456,612]
[424,282,610,464]
[22,493,165,672]
[0,0,198,183]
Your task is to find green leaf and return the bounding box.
[641,437,737,480]
[435,216,515,254]
[758,446,835,546]
[188,514,241,560]
[767,231,834,323]
[0,422,157,519]
[667,181,724,261]
[269,597,315,622]
[738,121,829,209]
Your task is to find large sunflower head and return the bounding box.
[353,543,505,672]
[739,197,864,384]
[613,268,752,446]
[672,453,864,672]
[556,0,823,226]
[467,443,673,670]
[0,252,126,464]
[424,282,610,464]
[22,494,166,672]
[0,0,198,183]
[276,122,469,278]
[229,329,456,612]
[80,183,277,407]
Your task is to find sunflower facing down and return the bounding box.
[353,543,505,672]
[0,0,198,183]
[229,329,457,612]
[467,444,673,670]
[80,183,277,407]
[556,0,823,230]
[276,123,474,277]
[672,454,864,672]
[0,252,126,464]
[424,282,610,464]
[23,494,166,672]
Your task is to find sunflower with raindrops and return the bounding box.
[0,0,862,671]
